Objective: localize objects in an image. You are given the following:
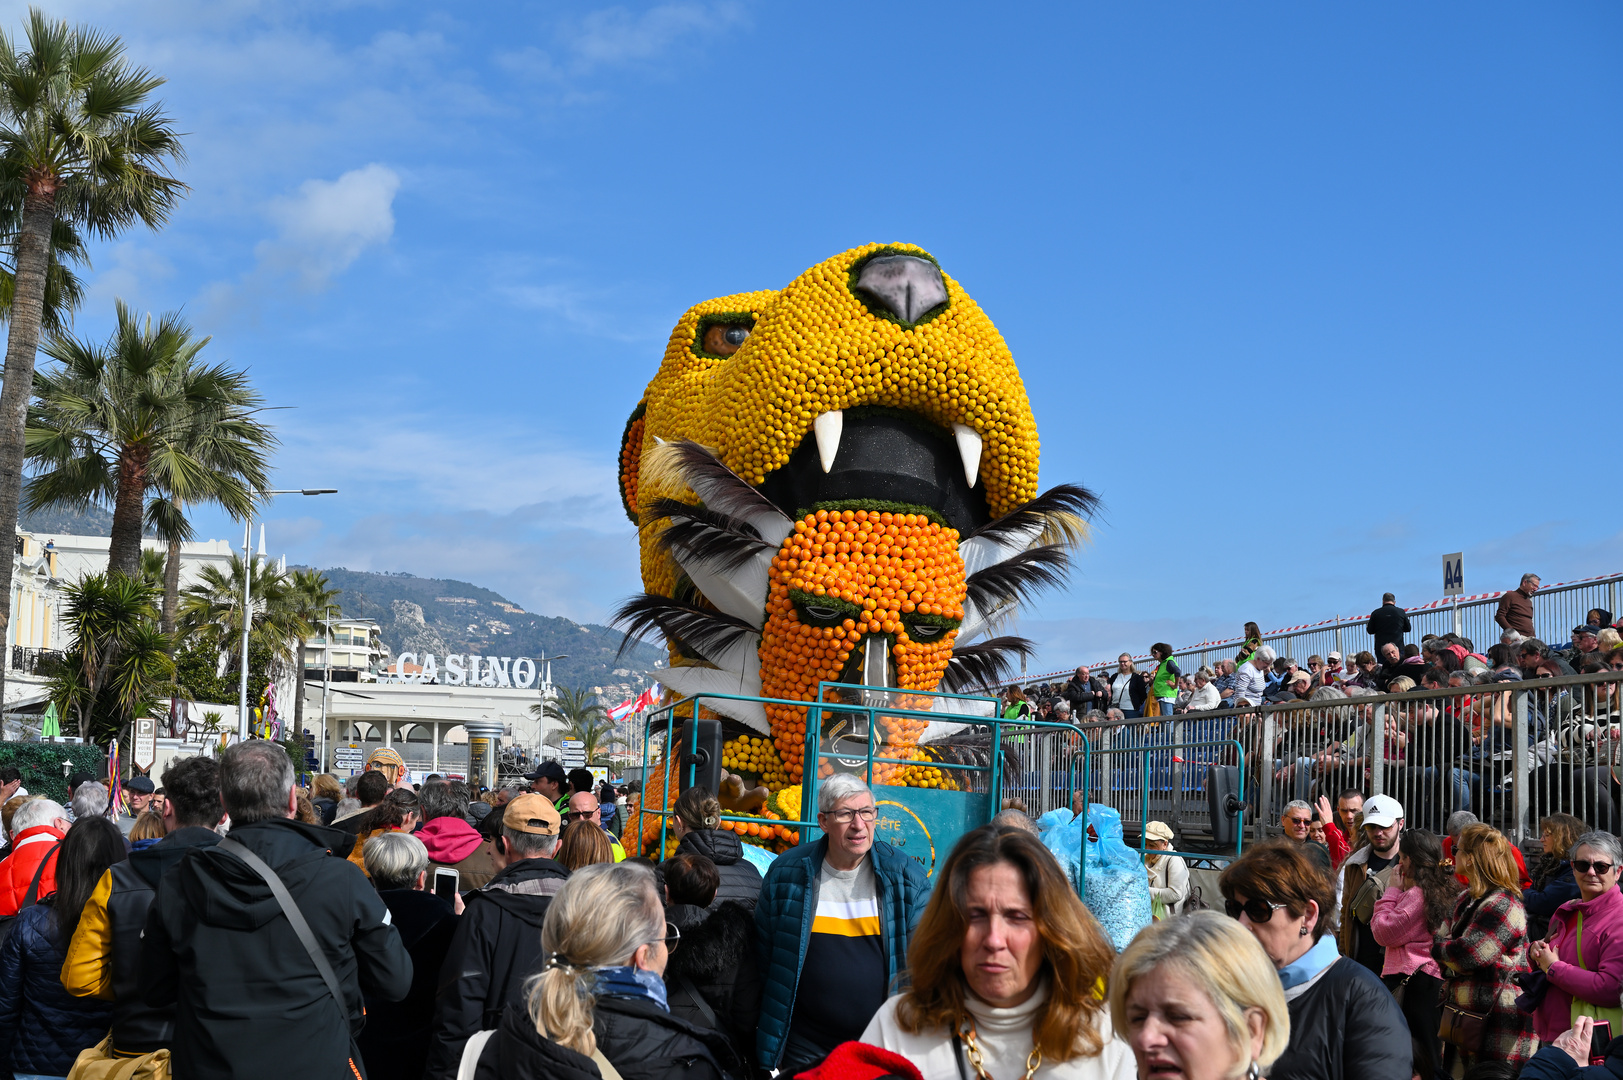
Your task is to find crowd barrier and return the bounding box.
[1077,670,1623,848]
[1022,571,1622,684]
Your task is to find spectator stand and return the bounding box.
[1021,570,1623,687]
[1079,669,1623,851]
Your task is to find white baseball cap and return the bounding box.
[1361,794,1404,828]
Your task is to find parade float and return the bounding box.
[615,243,1096,862]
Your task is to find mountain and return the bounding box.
[316,567,664,698]
[19,504,118,536]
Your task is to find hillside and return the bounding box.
[316,567,664,698]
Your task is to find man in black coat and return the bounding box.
[1366,593,1411,656]
[139,740,412,1080]
[1062,665,1109,716]
[62,754,225,1056]
[424,792,571,1080]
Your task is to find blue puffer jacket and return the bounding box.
[752,837,931,1070]
[0,899,112,1074]
[1526,861,1581,940]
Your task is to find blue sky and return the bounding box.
[12,1,1622,674]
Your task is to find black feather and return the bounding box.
[942,636,1036,694]
[664,441,788,525]
[963,482,1100,544]
[646,497,771,574]
[610,592,755,663]
[964,544,1071,613]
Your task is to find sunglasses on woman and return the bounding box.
[1225,898,1289,923]
[1573,859,1616,876]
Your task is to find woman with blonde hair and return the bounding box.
[464,861,741,1080]
[557,819,614,871]
[1432,823,1537,1069]
[860,824,1134,1078]
[127,809,166,849]
[1110,911,1289,1080]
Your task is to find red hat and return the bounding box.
[794,1043,924,1080]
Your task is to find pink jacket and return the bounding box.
[1533,887,1623,1042]
[1371,884,1442,977]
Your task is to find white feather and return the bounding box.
[672,546,771,629]
[659,665,769,733]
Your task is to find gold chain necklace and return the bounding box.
[958,1018,1042,1080]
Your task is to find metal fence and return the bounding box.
[1075,670,1623,848]
[1022,571,1622,685]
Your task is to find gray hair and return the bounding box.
[418,781,468,823]
[1253,645,1277,665]
[502,824,560,860]
[334,797,361,819]
[1308,685,1346,702]
[1051,699,1072,715]
[220,740,295,825]
[11,798,66,836]
[991,808,1039,835]
[1282,799,1312,819]
[1522,573,1540,585]
[1571,831,1623,867]
[364,830,430,890]
[818,773,873,814]
[1446,810,1479,838]
[72,781,108,819]
[1501,629,1525,646]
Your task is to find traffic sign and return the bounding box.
[1442,552,1464,597]
[334,743,364,770]
[132,717,157,771]
[559,738,586,767]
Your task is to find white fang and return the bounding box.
[952,423,982,488]
[813,410,843,473]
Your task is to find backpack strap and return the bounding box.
[674,972,718,1030]
[22,841,60,910]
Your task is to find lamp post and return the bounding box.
[238,488,337,739]
[318,603,339,771]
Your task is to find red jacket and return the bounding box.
[0,824,64,915]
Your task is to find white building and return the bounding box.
[304,618,388,682]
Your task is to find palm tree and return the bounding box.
[0,218,86,333]
[532,685,624,765]
[174,554,307,684]
[23,302,273,578]
[49,571,173,742]
[284,568,340,737]
[0,10,186,710]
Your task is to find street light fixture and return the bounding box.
[239,488,337,738]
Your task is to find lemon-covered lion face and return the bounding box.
[615,243,1091,777]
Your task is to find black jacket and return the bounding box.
[595,994,742,1080]
[473,1002,601,1080]
[139,817,413,1080]
[1062,674,1109,715]
[1269,956,1410,1080]
[0,900,113,1074]
[357,888,458,1080]
[1366,604,1411,652]
[1109,670,1148,711]
[424,855,571,1080]
[104,825,222,1053]
[675,830,762,910]
[664,901,761,1065]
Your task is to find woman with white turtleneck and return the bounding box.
[859,824,1134,1080]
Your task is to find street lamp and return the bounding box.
[318,603,340,771]
[239,488,337,738]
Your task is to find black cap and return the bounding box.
[126,776,155,794]
[1575,624,1600,636]
[523,760,567,784]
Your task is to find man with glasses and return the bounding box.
[1496,573,1541,637]
[1335,794,1404,978]
[564,789,626,861]
[1280,800,1332,874]
[753,774,931,1075]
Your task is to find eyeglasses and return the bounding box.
[820,807,878,824]
[1573,859,1616,876]
[1225,898,1289,923]
[562,809,599,822]
[648,921,680,951]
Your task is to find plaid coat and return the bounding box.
[1432,888,1538,1067]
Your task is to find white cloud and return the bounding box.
[569,2,746,68]
[83,242,176,313]
[259,163,401,289]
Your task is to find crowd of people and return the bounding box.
[0,738,1620,1078]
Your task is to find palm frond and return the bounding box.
[942,637,1036,694]
[964,544,1071,613]
[963,483,1100,548]
[609,592,755,664]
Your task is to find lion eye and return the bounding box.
[702,323,750,356]
[805,605,841,622]
[907,623,944,639]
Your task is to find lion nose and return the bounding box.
[852,254,948,324]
